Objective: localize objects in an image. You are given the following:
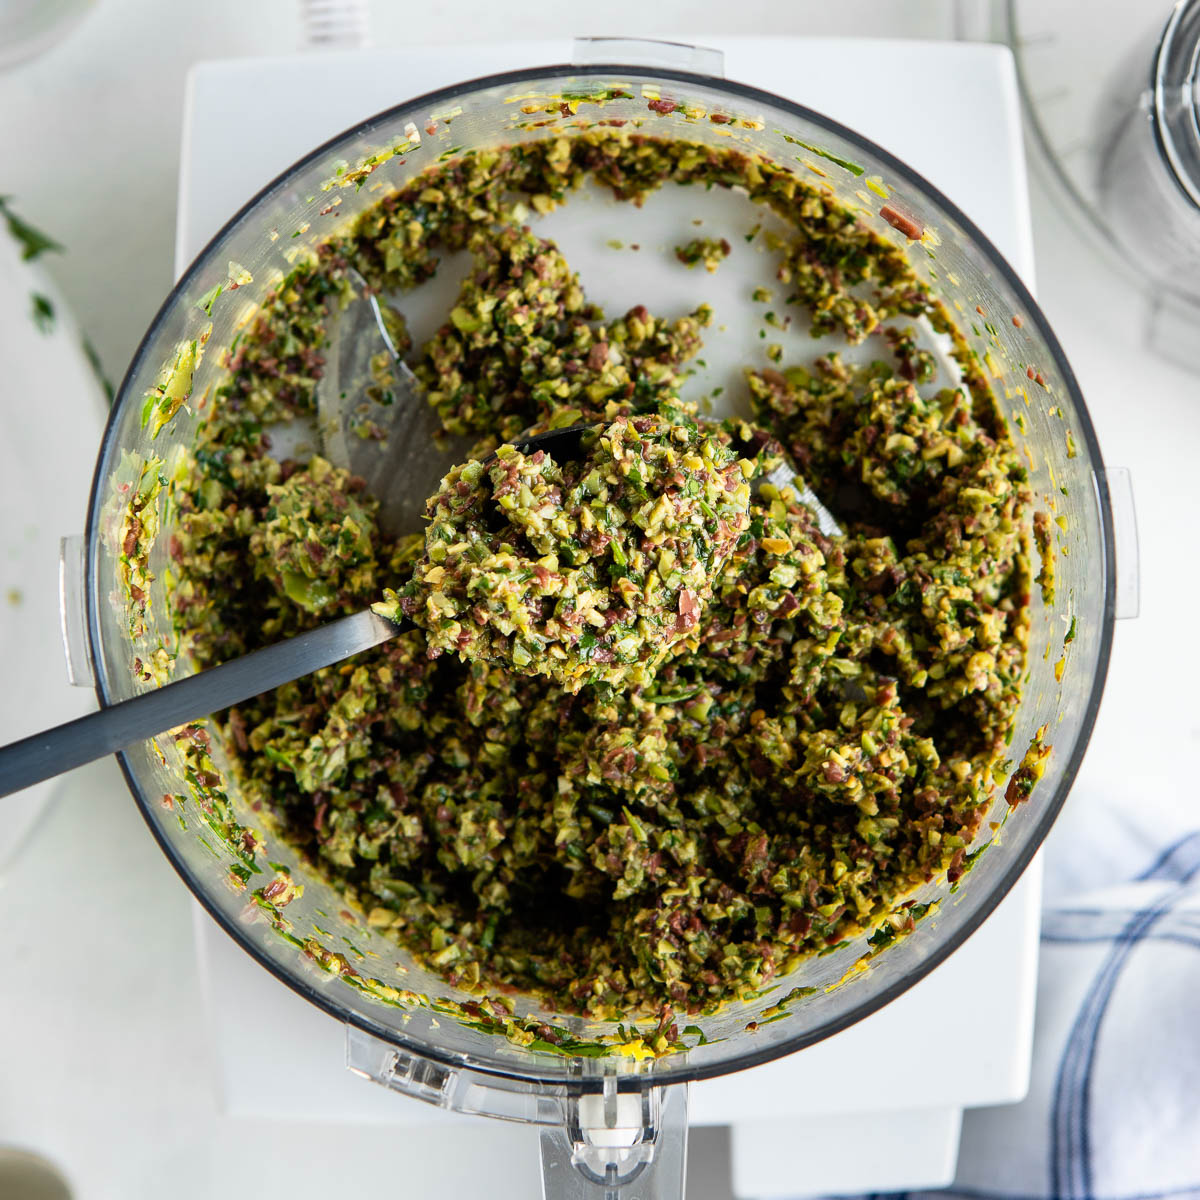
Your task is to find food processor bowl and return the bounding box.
[80,48,1117,1198]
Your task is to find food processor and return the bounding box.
[73,40,1118,1198]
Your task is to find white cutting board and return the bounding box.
[179,37,1041,1197]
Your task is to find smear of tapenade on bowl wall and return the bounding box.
[166,128,1032,1027]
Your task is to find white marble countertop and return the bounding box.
[1,2,1196,1198]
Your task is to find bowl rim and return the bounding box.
[86,59,1116,1091]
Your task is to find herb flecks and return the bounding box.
[164,128,1032,1046]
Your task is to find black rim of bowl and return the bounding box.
[86,60,1117,1091]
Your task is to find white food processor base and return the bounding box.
[181,36,1041,1198]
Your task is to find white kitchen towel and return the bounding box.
[899,831,1200,1200]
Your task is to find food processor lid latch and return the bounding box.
[348,1024,690,1196]
[541,1078,690,1199]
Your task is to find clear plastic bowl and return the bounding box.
[83,54,1116,1197]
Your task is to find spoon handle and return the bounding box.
[0,610,399,799]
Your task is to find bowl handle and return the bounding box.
[1098,467,1139,621]
[58,534,94,687]
[572,36,726,79]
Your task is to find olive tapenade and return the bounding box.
[167,128,1031,1026]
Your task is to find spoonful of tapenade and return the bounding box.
[376,413,753,692]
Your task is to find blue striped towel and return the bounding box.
[889,829,1200,1200]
